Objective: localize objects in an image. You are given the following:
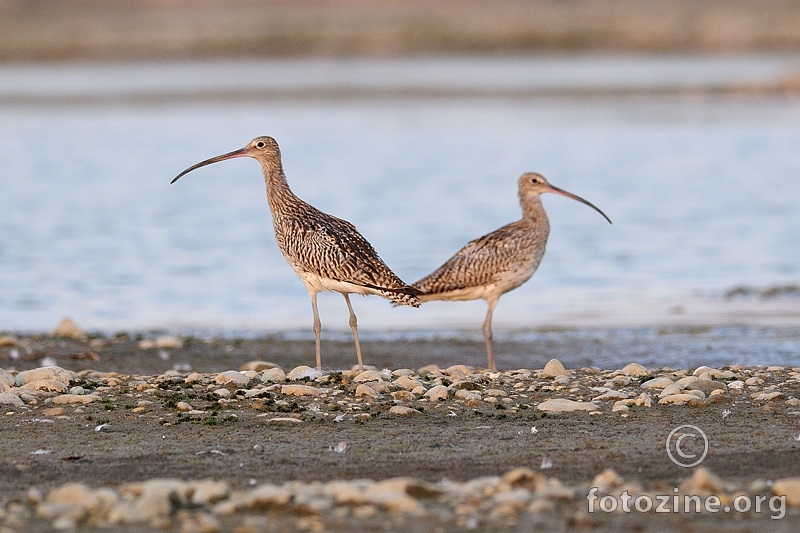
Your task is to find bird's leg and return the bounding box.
[343,293,364,371]
[309,291,322,370]
[482,299,498,371]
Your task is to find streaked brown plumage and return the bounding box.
[172,136,419,370]
[413,172,611,371]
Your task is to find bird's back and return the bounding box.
[273,199,420,307]
[413,219,548,302]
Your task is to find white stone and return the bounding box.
[16,366,75,387]
[388,406,419,416]
[393,375,422,391]
[0,369,15,387]
[51,394,101,405]
[281,384,322,397]
[287,366,324,381]
[621,363,648,376]
[640,377,673,389]
[215,371,250,387]
[0,392,24,406]
[658,383,685,397]
[355,384,381,398]
[240,361,279,372]
[21,379,67,392]
[611,402,630,413]
[536,399,599,413]
[424,385,449,401]
[260,367,286,383]
[176,402,193,412]
[542,359,568,377]
[679,467,725,495]
[592,390,630,402]
[444,364,473,377]
[51,317,87,340]
[727,380,745,390]
[190,480,230,505]
[773,477,800,506]
[110,479,188,524]
[657,394,699,406]
[754,391,783,402]
[354,370,383,383]
[155,335,183,349]
[592,468,624,492]
[454,389,481,401]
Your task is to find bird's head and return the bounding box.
[518,172,612,224]
[171,136,281,184]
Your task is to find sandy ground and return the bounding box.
[2,333,800,532]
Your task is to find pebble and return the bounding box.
[388,406,419,416]
[424,385,449,401]
[754,391,783,402]
[280,384,323,397]
[640,377,673,389]
[355,384,381,398]
[214,371,250,387]
[354,370,383,383]
[773,477,800,506]
[592,390,629,402]
[51,317,87,341]
[51,394,101,405]
[727,380,745,390]
[679,467,725,495]
[536,399,599,413]
[454,389,481,402]
[260,367,286,383]
[16,366,76,387]
[0,392,24,406]
[0,368,15,387]
[287,366,324,381]
[0,335,19,347]
[542,359,568,377]
[42,407,66,416]
[393,375,422,390]
[657,394,700,406]
[21,379,67,392]
[592,468,624,492]
[239,361,279,372]
[690,378,726,394]
[620,363,648,376]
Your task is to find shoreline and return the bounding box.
[2,346,800,532]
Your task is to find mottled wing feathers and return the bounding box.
[275,204,420,305]
[413,221,545,296]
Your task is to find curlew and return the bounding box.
[171,136,420,371]
[412,172,611,371]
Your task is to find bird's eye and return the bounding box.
[531,178,538,183]
[256,141,265,148]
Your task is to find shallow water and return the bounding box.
[1,56,799,339]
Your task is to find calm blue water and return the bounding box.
[1,56,799,335]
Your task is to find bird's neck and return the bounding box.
[260,159,301,215]
[520,193,549,228]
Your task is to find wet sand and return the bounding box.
[2,332,800,531]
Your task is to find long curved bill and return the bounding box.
[171,147,248,184]
[548,184,612,224]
